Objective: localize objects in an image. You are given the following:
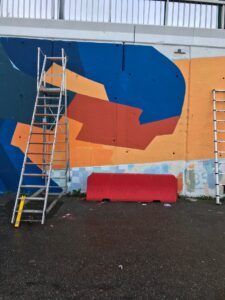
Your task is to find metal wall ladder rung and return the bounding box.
[19,197,45,201]
[33,122,67,125]
[47,56,64,61]
[38,96,60,99]
[40,86,61,93]
[11,47,70,227]
[36,105,65,108]
[212,89,225,205]
[31,132,66,135]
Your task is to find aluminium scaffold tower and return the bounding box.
[213,89,225,205]
[11,47,70,226]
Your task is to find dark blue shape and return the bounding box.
[1,37,53,77]
[57,42,185,123]
[0,42,37,124]
[73,43,185,124]
[122,45,185,124]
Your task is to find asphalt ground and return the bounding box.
[0,196,225,300]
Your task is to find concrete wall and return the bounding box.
[1,20,225,196]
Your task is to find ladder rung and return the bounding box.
[35,113,63,117]
[42,162,67,165]
[36,105,64,108]
[216,140,225,143]
[17,209,43,214]
[23,173,48,177]
[25,162,50,165]
[214,89,225,92]
[25,162,66,167]
[217,110,225,112]
[31,132,66,135]
[215,100,225,102]
[216,120,225,122]
[21,185,47,188]
[21,185,63,188]
[33,122,66,125]
[19,197,45,201]
[33,122,55,125]
[47,56,64,60]
[27,150,67,155]
[40,87,61,93]
[38,96,60,99]
[216,130,225,132]
[27,152,52,155]
[29,142,53,145]
[29,142,67,145]
[45,73,63,77]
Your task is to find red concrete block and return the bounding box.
[86,173,177,203]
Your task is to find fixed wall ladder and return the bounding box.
[212,89,225,205]
[11,47,70,226]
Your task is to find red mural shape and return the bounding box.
[68,94,179,150]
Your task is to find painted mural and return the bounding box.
[0,37,224,196]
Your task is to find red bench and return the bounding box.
[86,173,177,203]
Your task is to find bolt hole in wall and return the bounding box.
[0,0,219,29]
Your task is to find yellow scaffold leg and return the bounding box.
[15,195,26,228]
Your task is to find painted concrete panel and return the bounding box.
[0,36,224,196]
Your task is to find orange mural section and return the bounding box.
[12,118,113,168]
[109,57,225,165]
[12,56,225,168]
[11,122,68,169]
[186,56,225,161]
[46,63,108,101]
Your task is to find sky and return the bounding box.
[0,0,219,29]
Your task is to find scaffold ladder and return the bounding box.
[213,89,225,205]
[11,47,70,226]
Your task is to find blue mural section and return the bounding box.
[2,38,185,124]
[66,42,185,124]
[1,38,53,78]
[0,120,22,192]
[0,43,37,124]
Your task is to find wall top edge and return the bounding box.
[0,18,225,48]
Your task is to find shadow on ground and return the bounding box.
[0,196,225,299]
